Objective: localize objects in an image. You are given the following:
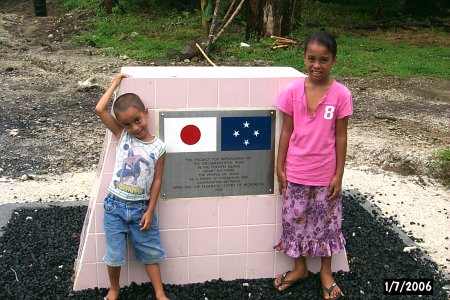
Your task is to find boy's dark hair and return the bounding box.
[304,30,337,57]
[113,93,145,115]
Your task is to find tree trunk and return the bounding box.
[205,0,221,55]
[246,0,296,37]
[104,0,118,14]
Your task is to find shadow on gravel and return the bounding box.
[0,192,448,299]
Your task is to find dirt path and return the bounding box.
[0,0,449,276]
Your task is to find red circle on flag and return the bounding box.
[180,125,201,145]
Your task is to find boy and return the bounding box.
[95,73,169,300]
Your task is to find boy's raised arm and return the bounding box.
[95,73,129,139]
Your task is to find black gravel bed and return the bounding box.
[0,192,448,300]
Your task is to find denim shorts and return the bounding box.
[103,193,166,266]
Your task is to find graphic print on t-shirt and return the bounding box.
[323,105,335,120]
[113,143,155,195]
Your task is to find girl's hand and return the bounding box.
[328,176,342,200]
[277,170,288,199]
[139,210,153,231]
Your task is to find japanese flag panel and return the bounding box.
[163,117,217,153]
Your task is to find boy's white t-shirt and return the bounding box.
[276,77,353,186]
[108,131,166,201]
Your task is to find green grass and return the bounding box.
[73,12,202,59]
[62,0,99,11]
[65,0,450,79]
[336,36,450,77]
[428,149,450,188]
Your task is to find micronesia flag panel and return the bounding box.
[221,116,272,151]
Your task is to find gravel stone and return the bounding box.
[0,194,448,299]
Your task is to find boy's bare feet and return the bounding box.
[104,287,120,300]
[155,290,170,300]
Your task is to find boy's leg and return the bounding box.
[103,194,127,300]
[320,256,342,299]
[144,263,169,300]
[106,266,121,300]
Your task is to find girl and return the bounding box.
[273,31,353,299]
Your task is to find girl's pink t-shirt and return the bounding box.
[276,77,353,186]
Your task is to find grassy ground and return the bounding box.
[428,150,450,187]
[63,0,450,79]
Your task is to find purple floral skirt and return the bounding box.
[273,182,346,257]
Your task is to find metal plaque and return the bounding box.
[159,110,275,198]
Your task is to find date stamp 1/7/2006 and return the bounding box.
[384,279,433,295]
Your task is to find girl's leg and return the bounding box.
[144,263,169,300]
[274,256,309,291]
[320,257,342,299]
[106,265,121,300]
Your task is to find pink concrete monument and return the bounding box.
[72,66,348,290]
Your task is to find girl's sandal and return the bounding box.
[322,281,344,299]
[273,270,309,292]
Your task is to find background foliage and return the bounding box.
[64,0,449,79]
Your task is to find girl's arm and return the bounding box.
[276,113,294,198]
[139,153,166,231]
[95,73,129,139]
[328,116,349,200]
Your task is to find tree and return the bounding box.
[403,0,447,19]
[246,0,298,37]
[184,0,246,58]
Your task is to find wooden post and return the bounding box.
[33,0,48,17]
